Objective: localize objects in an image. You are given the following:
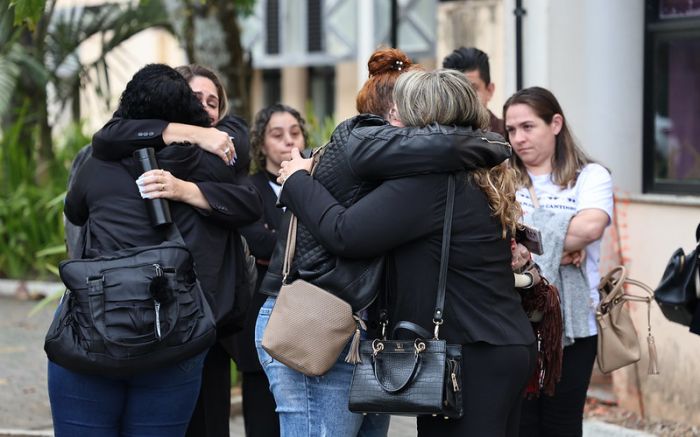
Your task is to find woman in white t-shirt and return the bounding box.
[504,86,613,437]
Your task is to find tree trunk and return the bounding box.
[214,0,252,122]
[12,23,54,185]
[162,0,252,122]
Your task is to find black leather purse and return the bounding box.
[44,223,217,377]
[348,175,463,419]
[654,223,700,326]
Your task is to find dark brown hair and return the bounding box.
[355,48,413,118]
[250,103,308,172]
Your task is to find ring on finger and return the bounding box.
[161,183,165,191]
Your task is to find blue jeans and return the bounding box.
[48,351,206,437]
[256,296,390,437]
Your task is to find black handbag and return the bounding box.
[44,223,217,377]
[348,174,463,419]
[654,223,700,326]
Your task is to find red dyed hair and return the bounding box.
[355,48,414,118]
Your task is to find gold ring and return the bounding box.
[161,184,165,191]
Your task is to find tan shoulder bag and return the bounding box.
[261,151,362,376]
[596,266,659,375]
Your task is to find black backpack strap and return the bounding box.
[164,222,187,246]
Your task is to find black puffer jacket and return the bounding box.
[258,114,512,311]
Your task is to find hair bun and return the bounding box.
[367,48,413,77]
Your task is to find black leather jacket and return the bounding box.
[259,114,512,311]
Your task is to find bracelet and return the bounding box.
[514,272,534,289]
[520,271,535,289]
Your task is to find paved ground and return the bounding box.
[0,297,53,432]
[0,295,656,437]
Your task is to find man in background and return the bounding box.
[443,46,504,136]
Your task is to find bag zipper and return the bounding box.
[480,137,511,146]
[153,263,163,340]
[449,359,460,392]
[61,244,188,267]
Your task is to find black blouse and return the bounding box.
[280,170,534,347]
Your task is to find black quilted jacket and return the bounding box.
[258,114,512,311]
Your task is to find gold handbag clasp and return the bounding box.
[414,339,426,356]
[371,339,385,357]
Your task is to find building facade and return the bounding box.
[244,0,700,425]
[68,0,700,425]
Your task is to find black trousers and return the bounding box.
[417,342,536,437]
[519,335,598,437]
[241,371,280,437]
[186,342,232,437]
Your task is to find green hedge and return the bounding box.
[0,108,89,280]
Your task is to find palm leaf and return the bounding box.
[0,53,20,115]
[9,0,45,29]
[45,0,172,116]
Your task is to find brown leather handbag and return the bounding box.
[596,266,659,375]
[261,213,362,376]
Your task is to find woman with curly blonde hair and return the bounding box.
[277,68,535,436]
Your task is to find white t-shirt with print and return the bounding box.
[516,163,614,334]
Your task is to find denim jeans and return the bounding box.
[256,296,390,437]
[48,351,206,437]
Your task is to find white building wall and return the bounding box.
[519,0,645,194]
[512,0,700,425]
[579,0,645,195]
[437,0,506,113]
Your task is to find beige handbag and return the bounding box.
[596,266,659,375]
[261,213,361,376]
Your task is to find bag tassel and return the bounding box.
[523,278,563,398]
[345,316,367,364]
[644,293,659,375]
[647,334,659,375]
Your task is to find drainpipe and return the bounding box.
[514,0,526,90]
[357,0,374,91]
[390,0,398,48]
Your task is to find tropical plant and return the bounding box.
[0,1,47,118]
[0,108,89,279]
[161,0,256,120]
[304,101,336,149]
[0,0,260,281]
[1,0,171,183]
[0,0,175,280]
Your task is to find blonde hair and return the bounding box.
[470,164,523,238]
[393,69,489,129]
[394,69,521,237]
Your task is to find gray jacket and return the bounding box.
[526,208,594,346]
